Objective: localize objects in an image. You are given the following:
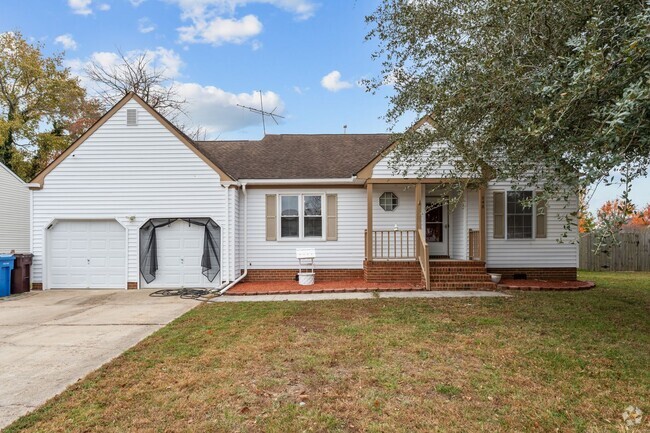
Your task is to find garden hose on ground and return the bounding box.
[149,288,217,299]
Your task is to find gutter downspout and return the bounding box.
[214,182,247,296]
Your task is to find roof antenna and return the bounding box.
[237,90,285,136]
[343,124,348,134]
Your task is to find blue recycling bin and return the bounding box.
[0,255,15,297]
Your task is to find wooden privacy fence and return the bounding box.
[579,230,650,271]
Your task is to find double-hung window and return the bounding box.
[280,196,300,238]
[280,194,324,239]
[506,191,533,239]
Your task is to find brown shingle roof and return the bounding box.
[194,134,393,180]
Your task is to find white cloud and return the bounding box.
[54,34,78,51]
[138,17,156,33]
[175,83,285,135]
[66,47,185,91]
[321,70,353,92]
[293,85,309,95]
[178,14,262,46]
[168,0,316,45]
[68,0,92,15]
[251,40,262,51]
[129,0,146,5]
[65,46,286,136]
[67,0,109,14]
[169,0,317,20]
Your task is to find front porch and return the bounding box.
[364,180,490,290]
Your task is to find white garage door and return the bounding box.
[49,220,126,289]
[141,219,221,289]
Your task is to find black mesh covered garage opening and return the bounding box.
[139,218,221,284]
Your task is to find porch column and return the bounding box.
[415,182,422,232]
[479,186,486,262]
[415,182,422,258]
[366,183,373,260]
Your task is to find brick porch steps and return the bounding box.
[429,274,493,282]
[428,260,496,290]
[429,282,496,290]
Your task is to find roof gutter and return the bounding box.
[238,177,364,185]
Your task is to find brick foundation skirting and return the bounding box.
[363,260,423,284]
[487,267,577,281]
[127,282,138,290]
[244,269,364,282]
[32,282,43,291]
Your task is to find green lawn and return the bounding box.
[5,272,650,432]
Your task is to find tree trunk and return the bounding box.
[1,108,15,170]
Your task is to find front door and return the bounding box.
[425,198,448,257]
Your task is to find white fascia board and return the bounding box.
[239,177,364,185]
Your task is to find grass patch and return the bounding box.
[4,271,650,432]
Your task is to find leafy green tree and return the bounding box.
[0,31,91,179]
[365,0,649,226]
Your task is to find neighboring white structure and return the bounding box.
[29,93,579,290]
[0,162,30,254]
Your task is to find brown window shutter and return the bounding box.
[536,192,547,238]
[265,194,277,241]
[326,194,338,241]
[493,191,505,239]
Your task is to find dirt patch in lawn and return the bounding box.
[4,272,650,433]
[498,279,595,291]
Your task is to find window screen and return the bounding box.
[507,191,533,239]
[303,195,322,237]
[281,196,299,238]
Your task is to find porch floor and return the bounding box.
[226,279,423,296]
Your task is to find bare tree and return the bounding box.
[85,50,186,120]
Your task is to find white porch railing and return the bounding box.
[468,229,481,260]
[366,229,416,260]
[416,228,431,290]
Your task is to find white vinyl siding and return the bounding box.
[373,185,417,231]
[32,99,234,288]
[246,188,366,269]
[0,164,30,254]
[372,142,456,179]
[485,182,579,268]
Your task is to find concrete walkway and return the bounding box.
[212,290,510,302]
[0,289,197,429]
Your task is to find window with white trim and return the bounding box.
[303,195,322,237]
[279,194,324,239]
[379,192,398,211]
[506,191,533,239]
[280,196,299,238]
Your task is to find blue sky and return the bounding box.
[1,0,401,139]
[1,0,647,210]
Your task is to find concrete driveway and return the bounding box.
[0,289,197,429]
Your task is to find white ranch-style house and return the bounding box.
[28,93,579,291]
